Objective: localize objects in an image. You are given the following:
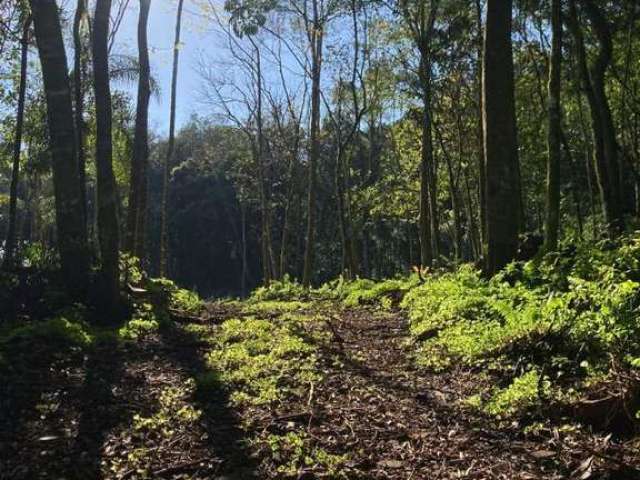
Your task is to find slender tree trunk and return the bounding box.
[73,0,88,230]
[544,0,563,251]
[30,0,89,294]
[241,198,248,296]
[463,168,481,260]
[3,15,31,271]
[251,39,277,284]
[568,0,623,235]
[279,152,298,279]
[561,129,584,239]
[160,0,185,277]
[302,2,323,288]
[93,0,121,311]
[126,0,151,260]
[475,0,487,254]
[483,0,521,275]
[419,77,434,268]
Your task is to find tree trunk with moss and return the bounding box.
[544,0,563,251]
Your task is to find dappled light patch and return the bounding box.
[205,314,322,406]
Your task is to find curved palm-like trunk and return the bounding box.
[93,0,121,310]
[126,0,152,260]
[3,15,31,271]
[30,0,89,294]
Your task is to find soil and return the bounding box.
[2,303,639,479]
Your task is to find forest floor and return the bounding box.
[2,299,640,479]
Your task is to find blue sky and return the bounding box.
[111,0,217,134]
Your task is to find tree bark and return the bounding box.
[93,0,121,311]
[30,0,89,294]
[483,0,521,275]
[302,0,323,288]
[568,0,623,235]
[126,0,151,260]
[475,0,487,256]
[160,0,185,277]
[3,15,31,271]
[73,0,88,230]
[544,0,563,251]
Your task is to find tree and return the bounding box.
[482,0,521,274]
[544,0,563,251]
[3,14,31,270]
[301,0,326,288]
[396,0,440,268]
[160,0,185,278]
[93,0,121,310]
[73,0,89,228]
[126,0,152,259]
[568,0,624,235]
[30,0,90,293]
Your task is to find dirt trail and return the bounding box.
[301,308,568,479]
[2,304,639,479]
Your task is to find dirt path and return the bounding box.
[252,305,638,479]
[2,303,638,479]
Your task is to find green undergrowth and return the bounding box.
[258,430,349,476]
[203,306,325,406]
[188,294,336,475]
[404,235,640,422]
[250,234,640,426]
[0,276,201,372]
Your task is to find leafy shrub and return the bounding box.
[120,253,143,286]
[316,275,419,308]
[205,315,320,405]
[20,242,59,270]
[1,316,93,349]
[404,233,640,419]
[483,370,550,417]
[171,288,203,313]
[145,277,203,313]
[251,275,307,302]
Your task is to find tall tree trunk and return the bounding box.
[279,151,298,279]
[3,15,31,271]
[561,129,584,239]
[302,1,323,288]
[475,0,487,255]
[93,0,121,311]
[419,71,434,268]
[483,0,521,275]
[250,38,277,284]
[160,0,185,277]
[544,0,563,251]
[568,0,623,235]
[73,0,88,230]
[30,0,89,294]
[126,0,151,260]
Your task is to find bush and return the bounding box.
[251,275,307,302]
[403,233,640,419]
